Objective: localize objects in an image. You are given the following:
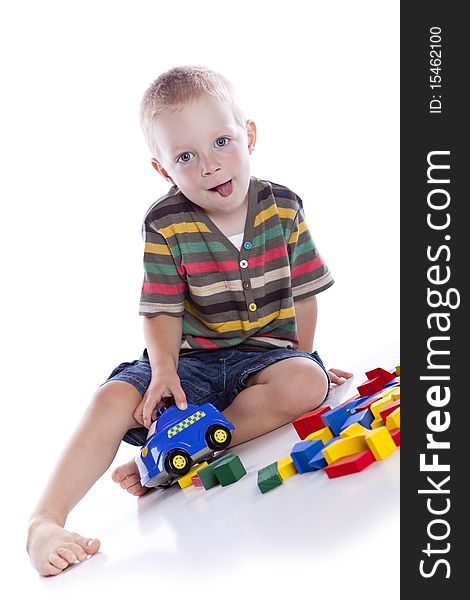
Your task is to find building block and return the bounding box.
[340,422,370,438]
[341,396,371,414]
[213,455,247,486]
[322,435,369,465]
[196,453,236,490]
[324,449,376,479]
[191,473,204,487]
[291,439,325,473]
[292,406,331,439]
[178,461,208,489]
[370,394,396,418]
[364,427,397,460]
[307,447,328,470]
[370,417,384,429]
[386,407,401,430]
[305,426,333,444]
[357,376,386,396]
[389,428,401,446]
[395,364,400,376]
[321,405,351,435]
[380,400,400,422]
[384,378,400,389]
[257,462,283,493]
[365,367,396,385]
[340,409,374,432]
[277,455,298,480]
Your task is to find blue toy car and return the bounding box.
[135,401,234,488]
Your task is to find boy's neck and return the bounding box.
[204,196,248,237]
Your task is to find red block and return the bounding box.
[357,376,386,397]
[324,449,376,479]
[292,406,331,439]
[365,367,396,385]
[354,397,382,412]
[380,400,401,422]
[191,474,204,487]
[389,428,401,446]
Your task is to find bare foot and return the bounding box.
[27,517,100,576]
[112,458,149,496]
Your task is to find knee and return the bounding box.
[275,364,328,420]
[90,381,143,420]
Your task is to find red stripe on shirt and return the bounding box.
[142,282,187,295]
[291,256,324,278]
[192,337,220,349]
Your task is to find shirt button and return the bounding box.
[248,303,257,312]
[243,281,251,289]
[243,241,253,250]
[240,259,248,269]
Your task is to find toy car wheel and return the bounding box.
[164,449,192,477]
[206,425,232,451]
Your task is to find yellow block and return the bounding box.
[340,423,369,438]
[365,427,396,460]
[370,395,396,418]
[390,390,400,401]
[322,435,368,465]
[305,427,333,444]
[371,417,384,429]
[386,407,401,430]
[395,364,400,376]
[178,461,208,488]
[277,455,298,480]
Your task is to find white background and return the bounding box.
[1,1,399,597]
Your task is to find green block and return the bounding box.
[196,453,236,490]
[213,455,247,486]
[257,462,283,494]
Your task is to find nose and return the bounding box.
[200,152,221,177]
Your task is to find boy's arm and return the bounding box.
[294,296,318,352]
[140,314,187,427]
[294,296,353,385]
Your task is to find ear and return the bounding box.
[246,120,257,154]
[151,158,174,184]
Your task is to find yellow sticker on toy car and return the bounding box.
[167,410,206,438]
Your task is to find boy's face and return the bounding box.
[151,96,256,219]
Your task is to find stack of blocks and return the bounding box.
[257,364,400,492]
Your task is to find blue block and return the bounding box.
[307,447,328,470]
[290,439,324,473]
[342,396,370,414]
[384,377,400,388]
[340,409,374,431]
[321,405,350,435]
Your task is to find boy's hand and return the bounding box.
[134,369,187,428]
[327,368,354,387]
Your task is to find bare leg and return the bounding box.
[113,358,328,492]
[27,381,143,576]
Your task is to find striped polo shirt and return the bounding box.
[139,176,334,353]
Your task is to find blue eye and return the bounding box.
[215,137,228,147]
[177,152,193,163]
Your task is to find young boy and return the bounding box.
[26,65,352,576]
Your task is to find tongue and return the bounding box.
[214,180,232,197]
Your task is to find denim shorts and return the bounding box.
[103,347,330,446]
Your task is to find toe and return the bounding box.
[126,481,148,495]
[57,547,78,565]
[112,460,137,483]
[120,474,140,490]
[62,542,88,562]
[49,553,69,571]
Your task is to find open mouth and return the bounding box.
[209,179,233,197]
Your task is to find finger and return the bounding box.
[171,385,187,410]
[329,368,354,378]
[143,394,161,428]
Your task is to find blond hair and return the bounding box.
[140,65,246,157]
